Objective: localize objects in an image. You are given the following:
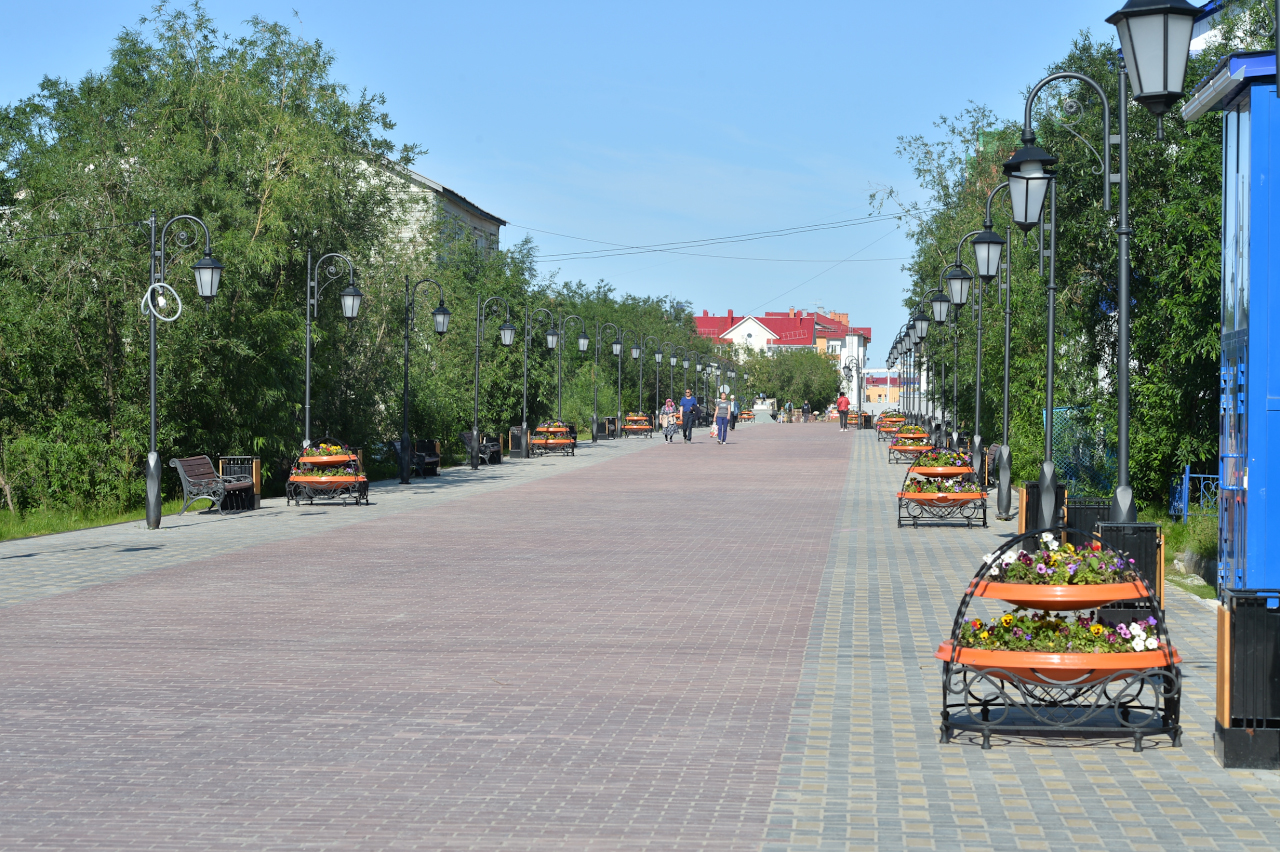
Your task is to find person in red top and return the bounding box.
[836,392,851,431]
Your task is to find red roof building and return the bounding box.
[694,308,870,356]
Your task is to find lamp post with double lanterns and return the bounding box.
[143,212,225,529]
[595,321,622,440]
[470,296,517,469]
[520,307,557,458]
[1003,0,1198,525]
[554,314,589,420]
[400,277,449,483]
[304,251,363,452]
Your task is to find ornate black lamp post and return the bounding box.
[520,307,557,458]
[143,212,224,529]
[304,251,362,452]
[471,296,516,469]
[640,335,659,419]
[1004,0,1197,524]
[554,314,589,419]
[400,277,449,483]
[930,290,950,436]
[595,321,622,440]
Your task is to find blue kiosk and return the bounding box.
[1183,49,1280,768]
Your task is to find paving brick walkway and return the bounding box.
[1,422,1277,850]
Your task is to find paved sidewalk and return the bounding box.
[0,420,833,850]
[1,423,1277,850]
[764,431,1280,852]
[0,434,661,609]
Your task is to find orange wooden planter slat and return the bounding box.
[890,445,932,453]
[898,491,985,504]
[296,454,358,465]
[935,640,1181,684]
[968,579,1149,610]
[288,475,366,485]
[910,465,974,478]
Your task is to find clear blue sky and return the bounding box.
[2,0,1147,365]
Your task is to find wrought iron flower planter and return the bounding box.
[287,437,369,506]
[889,444,933,464]
[529,420,576,457]
[938,528,1182,751]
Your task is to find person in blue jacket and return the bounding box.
[679,388,697,443]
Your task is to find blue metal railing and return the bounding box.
[1169,464,1219,521]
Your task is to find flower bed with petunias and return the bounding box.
[901,476,971,494]
[892,437,932,447]
[983,532,1138,585]
[959,609,1162,654]
[912,449,971,468]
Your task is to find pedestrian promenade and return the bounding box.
[0,423,1275,850]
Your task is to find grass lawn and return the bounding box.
[0,497,189,543]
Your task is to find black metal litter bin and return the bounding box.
[1216,589,1280,769]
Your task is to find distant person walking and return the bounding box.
[715,393,731,444]
[729,395,739,430]
[679,389,697,443]
[802,401,811,423]
[659,398,679,443]
[837,392,850,431]
[785,400,794,423]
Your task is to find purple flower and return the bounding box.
[1108,634,1118,644]
[1117,625,1131,639]
[1036,565,1049,574]
[1146,616,1158,627]
[1058,626,1070,636]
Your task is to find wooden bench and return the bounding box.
[170,455,254,515]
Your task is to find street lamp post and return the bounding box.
[555,314,589,420]
[596,321,622,440]
[640,335,659,421]
[522,306,557,458]
[930,290,951,444]
[304,251,363,450]
[471,296,517,469]
[400,276,449,483]
[945,264,972,449]
[143,212,224,529]
[1005,0,1197,523]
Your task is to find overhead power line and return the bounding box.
[516,209,932,263]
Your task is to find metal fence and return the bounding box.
[1169,464,1218,521]
[1046,406,1116,497]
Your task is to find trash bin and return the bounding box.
[219,456,260,510]
[1063,498,1111,549]
[509,426,528,459]
[1216,589,1280,769]
[1021,480,1065,533]
[603,416,618,438]
[1096,522,1163,604]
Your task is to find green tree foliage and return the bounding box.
[877,16,1255,506]
[737,347,841,410]
[0,4,715,510]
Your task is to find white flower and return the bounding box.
[1130,622,1145,636]
[1132,638,1145,652]
[1040,532,1059,550]
[982,553,996,566]
[989,566,1000,577]
[1145,637,1159,651]
[1001,550,1021,566]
